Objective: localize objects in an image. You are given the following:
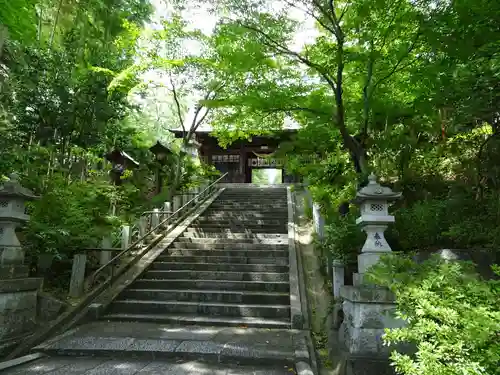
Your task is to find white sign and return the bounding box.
[248,158,284,167]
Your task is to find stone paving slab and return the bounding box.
[33,321,307,366]
[1,356,297,374]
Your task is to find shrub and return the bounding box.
[392,199,450,251]
[318,212,364,264]
[367,254,500,375]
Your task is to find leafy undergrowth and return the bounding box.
[367,254,500,375]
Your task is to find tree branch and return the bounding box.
[375,0,405,54]
[240,23,337,91]
[284,0,338,37]
[363,41,375,135]
[371,31,420,92]
[49,0,64,48]
[263,106,331,116]
[169,72,185,133]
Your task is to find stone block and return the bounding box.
[37,293,67,322]
[358,252,384,274]
[344,355,396,375]
[0,307,38,338]
[339,322,388,356]
[340,285,395,303]
[0,265,29,279]
[339,285,404,359]
[0,290,37,311]
[342,300,401,329]
[0,277,43,342]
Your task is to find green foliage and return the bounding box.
[367,254,500,375]
[316,212,364,264]
[24,174,120,257]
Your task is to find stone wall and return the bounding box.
[37,293,67,323]
[0,278,42,357]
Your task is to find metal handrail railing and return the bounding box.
[86,172,228,290]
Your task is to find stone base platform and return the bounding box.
[0,277,43,355]
[0,355,298,375]
[28,321,311,370]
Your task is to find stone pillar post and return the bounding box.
[339,173,403,374]
[138,216,148,244]
[100,236,112,266]
[312,202,329,275]
[151,209,160,233]
[121,225,130,250]
[163,202,171,222]
[173,195,182,213]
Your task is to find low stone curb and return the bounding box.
[296,361,315,375]
[293,330,316,375]
[287,186,305,329]
[0,353,45,371]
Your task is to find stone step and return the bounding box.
[209,205,288,210]
[142,270,289,282]
[200,213,288,218]
[180,232,288,239]
[213,202,287,207]
[165,249,288,258]
[171,242,289,250]
[220,192,287,196]
[5,356,296,373]
[214,197,286,201]
[190,220,288,229]
[207,207,288,212]
[102,313,291,329]
[150,262,288,273]
[185,226,288,234]
[219,192,286,195]
[175,237,288,245]
[107,300,291,319]
[194,219,287,225]
[158,255,289,265]
[119,288,290,305]
[131,279,290,292]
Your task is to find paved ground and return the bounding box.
[1,356,297,374]
[30,321,308,365]
[293,191,342,375]
[2,322,307,374]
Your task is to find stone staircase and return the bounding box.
[101,187,291,328]
[0,186,313,375]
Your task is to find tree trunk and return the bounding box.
[0,25,7,62]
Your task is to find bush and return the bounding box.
[24,174,121,259]
[317,212,364,264]
[391,199,451,251]
[390,191,500,252]
[367,254,500,375]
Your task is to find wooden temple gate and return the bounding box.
[169,129,300,183]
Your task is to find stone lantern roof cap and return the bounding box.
[0,173,39,200]
[354,173,402,203]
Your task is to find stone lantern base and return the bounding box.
[0,264,30,279]
[0,277,43,356]
[339,285,404,375]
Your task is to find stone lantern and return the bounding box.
[338,173,404,374]
[352,172,401,284]
[0,173,38,278]
[0,173,43,354]
[149,141,173,195]
[105,149,139,186]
